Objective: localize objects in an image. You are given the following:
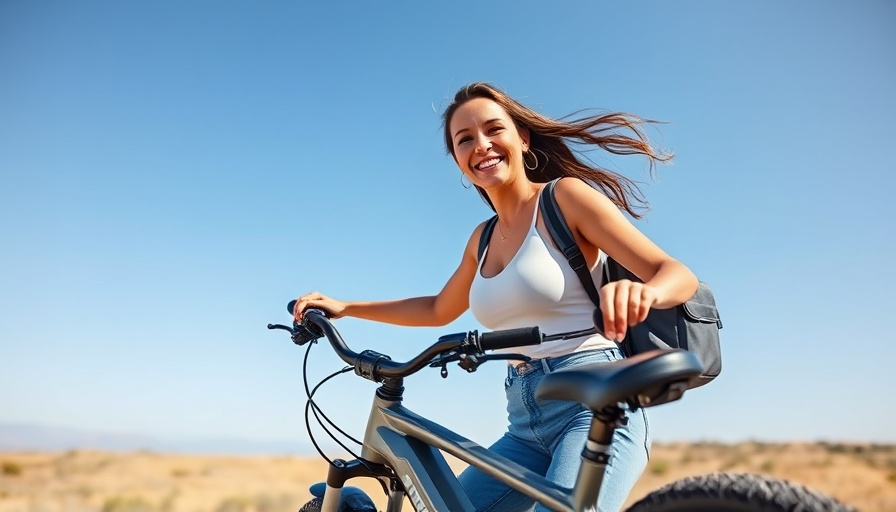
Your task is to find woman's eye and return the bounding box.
[458,136,472,145]
[489,126,504,134]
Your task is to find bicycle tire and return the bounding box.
[298,497,323,511]
[297,495,379,512]
[297,497,379,512]
[625,472,856,512]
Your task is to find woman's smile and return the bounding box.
[475,156,504,171]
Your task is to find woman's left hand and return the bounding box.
[598,279,659,342]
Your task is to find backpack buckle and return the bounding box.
[563,247,587,271]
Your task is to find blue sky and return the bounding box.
[1,1,894,454]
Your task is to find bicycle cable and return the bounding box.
[302,339,362,444]
[300,338,394,497]
[301,340,365,464]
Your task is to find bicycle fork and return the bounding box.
[318,457,394,512]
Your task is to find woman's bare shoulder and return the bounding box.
[552,176,615,213]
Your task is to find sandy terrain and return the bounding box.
[1,442,893,511]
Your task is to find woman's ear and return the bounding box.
[519,125,531,150]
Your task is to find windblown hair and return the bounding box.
[441,82,672,218]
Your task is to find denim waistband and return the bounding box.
[509,347,621,376]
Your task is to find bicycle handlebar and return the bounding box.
[276,302,543,382]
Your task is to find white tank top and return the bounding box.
[469,194,616,359]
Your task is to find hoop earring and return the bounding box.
[524,149,539,171]
[461,172,472,189]
[533,148,549,171]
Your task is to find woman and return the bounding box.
[293,83,698,512]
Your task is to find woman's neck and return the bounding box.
[490,180,540,222]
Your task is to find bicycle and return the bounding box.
[268,305,854,512]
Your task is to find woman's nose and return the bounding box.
[475,137,492,154]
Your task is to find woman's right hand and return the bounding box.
[293,292,347,322]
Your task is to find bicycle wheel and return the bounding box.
[625,472,855,512]
[297,496,377,512]
[298,497,323,511]
[297,484,379,512]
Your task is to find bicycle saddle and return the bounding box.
[535,349,703,410]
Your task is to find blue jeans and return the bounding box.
[458,348,650,512]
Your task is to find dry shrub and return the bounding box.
[102,495,155,512]
[649,459,670,476]
[1,461,22,476]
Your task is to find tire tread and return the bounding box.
[625,472,856,512]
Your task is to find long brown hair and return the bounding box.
[441,82,672,218]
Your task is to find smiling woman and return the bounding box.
[292,82,698,512]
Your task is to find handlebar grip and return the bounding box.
[286,300,328,319]
[478,326,543,351]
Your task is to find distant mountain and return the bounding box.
[0,422,314,455]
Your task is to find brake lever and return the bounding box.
[428,351,461,378]
[267,323,293,333]
[457,353,532,373]
[265,322,321,346]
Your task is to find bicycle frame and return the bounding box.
[319,377,614,512]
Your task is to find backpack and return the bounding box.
[477,178,723,388]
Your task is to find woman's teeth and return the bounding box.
[476,157,502,170]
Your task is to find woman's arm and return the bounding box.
[553,177,699,340]
[292,222,484,327]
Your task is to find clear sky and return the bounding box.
[1,1,894,455]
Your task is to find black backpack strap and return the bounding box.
[539,179,602,308]
[477,215,498,262]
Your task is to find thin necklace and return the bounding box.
[497,194,535,242]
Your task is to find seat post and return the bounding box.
[572,405,627,511]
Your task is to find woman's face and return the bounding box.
[448,97,530,189]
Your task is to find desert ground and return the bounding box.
[1,442,893,511]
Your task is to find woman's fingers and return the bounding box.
[600,280,658,342]
[600,282,626,342]
[613,283,630,341]
[635,284,655,324]
[293,292,322,321]
[627,282,654,326]
[627,283,642,327]
[293,292,346,322]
